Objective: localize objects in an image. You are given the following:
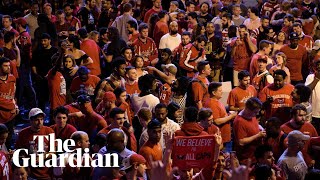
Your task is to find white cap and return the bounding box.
[28,108,45,119]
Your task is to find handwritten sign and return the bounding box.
[172,135,216,170]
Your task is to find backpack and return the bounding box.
[186,79,207,108]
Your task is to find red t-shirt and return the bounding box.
[0,74,16,123]
[153,21,169,47]
[233,115,261,164]
[298,35,313,50]
[231,38,256,71]
[159,83,172,105]
[125,81,140,95]
[133,37,158,65]
[80,39,101,76]
[192,76,209,104]
[204,98,231,143]
[47,69,66,109]
[227,85,257,110]
[3,47,19,79]
[70,75,100,96]
[50,124,77,141]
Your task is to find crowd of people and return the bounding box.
[1,0,320,179]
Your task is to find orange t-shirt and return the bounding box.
[0,74,16,123]
[70,75,100,96]
[192,76,209,104]
[50,124,77,142]
[153,21,169,47]
[259,84,294,121]
[47,69,67,109]
[159,83,172,105]
[204,98,231,143]
[139,141,163,169]
[125,81,140,95]
[227,85,257,109]
[80,39,101,76]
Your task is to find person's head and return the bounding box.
[289,32,300,48]
[200,2,210,14]
[273,69,287,89]
[153,0,161,8]
[123,3,133,13]
[161,48,172,62]
[107,26,120,41]
[238,70,251,88]
[63,3,74,16]
[68,26,76,36]
[194,35,207,50]
[12,165,28,180]
[186,1,196,13]
[77,66,90,82]
[114,87,127,104]
[169,21,179,35]
[209,82,223,100]
[67,35,80,49]
[261,16,270,28]
[53,106,69,129]
[85,0,96,8]
[287,130,310,152]
[255,145,275,166]
[112,58,127,77]
[71,131,90,149]
[14,17,28,30]
[187,12,198,24]
[181,31,191,45]
[88,30,99,43]
[184,106,199,122]
[216,152,226,172]
[221,13,232,29]
[102,91,116,109]
[155,103,168,123]
[248,7,259,18]
[107,128,126,152]
[40,33,51,48]
[138,23,149,38]
[167,102,181,122]
[77,95,92,112]
[254,164,276,180]
[198,108,213,126]
[56,10,65,23]
[158,10,169,22]
[291,104,307,126]
[238,24,248,39]
[258,57,268,72]
[0,124,8,146]
[206,22,215,35]
[259,40,273,55]
[243,97,262,119]
[4,31,15,45]
[0,57,11,75]
[178,169,194,180]
[121,47,133,62]
[291,84,311,103]
[132,55,144,68]
[31,1,39,15]
[28,108,45,132]
[170,1,179,11]
[91,133,107,153]
[232,4,241,16]
[283,14,294,27]
[171,76,190,95]
[102,0,114,10]
[197,60,211,76]
[147,119,162,144]
[265,117,282,138]
[110,107,126,128]
[292,23,303,36]
[137,108,152,128]
[138,74,156,93]
[275,52,287,66]
[125,66,137,81]
[63,54,76,69]
[127,20,137,34]
[121,154,147,177]
[2,15,12,29]
[43,3,53,16]
[228,25,238,38]
[77,28,88,39]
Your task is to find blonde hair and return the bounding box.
[275,52,287,68]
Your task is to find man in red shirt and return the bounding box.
[259,69,294,123]
[233,97,266,164]
[280,32,308,85]
[50,106,77,142]
[3,31,20,79]
[228,70,257,111]
[78,28,101,76]
[292,23,314,50]
[1,15,19,36]
[15,108,55,179]
[250,40,273,79]
[153,10,169,47]
[144,0,162,23]
[125,66,140,95]
[64,3,81,30]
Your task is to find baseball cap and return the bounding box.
[289,32,300,40]
[77,66,90,75]
[103,91,116,102]
[161,64,177,75]
[287,130,310,146]
[13,17,27,26]
[147,119,162,130]
[77,95,91,104]
[313,40,320,50]
[29,108,45,119]
[120,154,146,171]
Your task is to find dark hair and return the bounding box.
[138,23,149,32]
[249,7,259,16]
[127,20,137,30]
[56,9,65,16]
[121,46,133,55]
[238,70,250,80]
[245,97,262,111]
[40,32,51,40]
[294,84,311,102]
[123,3,132,12]
[222,13,232,20]
[109,107,125,119]
[228,25,237,38]
[266,117,282,129]
[184,106,198,122]
[0,124,8,135]
[254,165,273,180]
[107,26,120,41]
[99,27,108,36]
[131,55,144,67]
[259,40,272,51]
[4,31,15,43]
[0,57,10,67]
[67,35,80,49]
[93,133,107,147]
[161,48,172,56]
[254,145,273,160]
[291,104,307,116]
[197,61,209,73]
[284,14,294,23]
[158,10,168,19]
[195,34,207,43]
[53,106,69,117]
[198,108,212,121]
[239,24,247,30]
[273,69,287,79]
[114,87,126,98]
[167,102,181,121]
[200,2,210,8]
[155,103,167,111]
[112,57,126,70]
[188,12,198,20]
[172,76,190,95]
[138,74,155,92]
[208,82,222,96]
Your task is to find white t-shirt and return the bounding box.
[305,74,320,117]
[159,33,182,51]
[131,94,160,115]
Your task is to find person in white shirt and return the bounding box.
[159,21,181,51]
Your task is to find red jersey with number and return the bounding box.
[133,37,158,65]
[159,83,172,105]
